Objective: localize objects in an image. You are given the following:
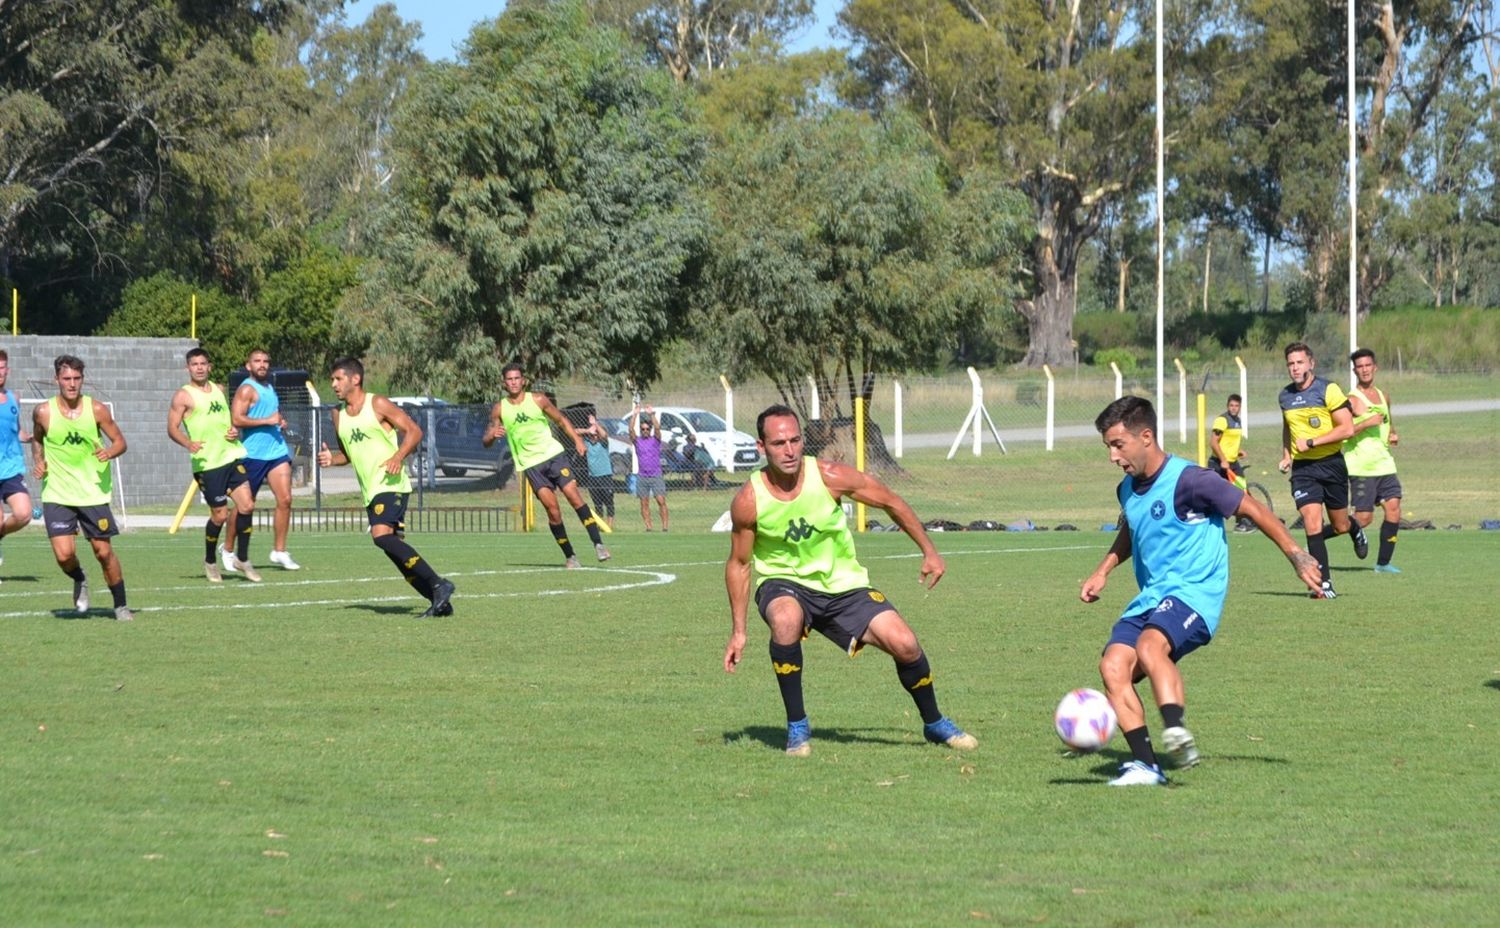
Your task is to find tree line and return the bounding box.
[2,0,1496,404]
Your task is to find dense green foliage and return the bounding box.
[691,108,1030,415]
[348,1,707,397]
[2,0,1496,384]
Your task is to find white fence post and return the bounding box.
[807,374,820,420]
[1173,357,1187,444]
[1110,361,1123,399]
[720,374,735,474]
[1043,364,1056,451]
[1235,355,1248,438]
[893,379,904,459]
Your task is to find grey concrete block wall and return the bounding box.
[2,336,201,508]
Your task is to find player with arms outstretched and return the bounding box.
[723,404,976,757]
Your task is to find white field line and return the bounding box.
[0,568,678,618]
[0,543,1100,616]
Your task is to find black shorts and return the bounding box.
[586,476,615,516]
[1290,454,1350,511]
[1350,473,1402,512]
[194,460,251,508]
[755,579,898,657]
[366,492,409,531]
[1208,458,1244,480]
[0,472,29,501]
[524,454,577,494]
[43,502,119,539]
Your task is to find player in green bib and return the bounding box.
[317,357,455,617]
[483,362,608,568]
[31,354,133,621]
[723,404,976,757]
[1344,348,1404,573]
[167,348,257,583]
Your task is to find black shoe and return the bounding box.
[427,578,455,615]
[433,601,453,617]
[1351,525,1369,559]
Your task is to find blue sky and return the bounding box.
[345,0,845,62]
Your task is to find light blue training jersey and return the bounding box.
[241,379,290,461]
[1117,455,1233,635]
[0,389,24,480]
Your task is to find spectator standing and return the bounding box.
[583,415,616,530]
[631,405,669,532]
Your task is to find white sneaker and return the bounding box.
[204,561,223,583]
[1108,760,1167,786]
[595,543,611,562]
[74,578,90,613]
[268,550,301,570]
[564,556,581,570]
[234,558,262,583]
[221,546,238,573]
[1161,726,1200,768]
[114,606,134,622]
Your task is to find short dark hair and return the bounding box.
[1095,396,1157,436]
[331,356,364,384]
[502,361,524,377]
[1284,341,1312,359]
[186,347,210,363]
[1350,347,1376,364]
[0,349,8,363]
[756,404,799,440]
[1228,393,1242,403]
[54,354,85,375]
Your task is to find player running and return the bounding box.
[317,358,455,618]
[167,348,257,582]
[32,355,135,621]
[483,362,608,568]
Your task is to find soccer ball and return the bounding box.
[1054,688,1117,752]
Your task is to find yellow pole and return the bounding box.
[1196,394,1208,467]
[11,288,16,335]
[191,293,197,340]
[168,479,199,534]
[855,396,866,532]
[522,477,534,531]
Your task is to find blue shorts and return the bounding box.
[0,473,29,501]
[1105,597,1214,662]
[243,456,292,497]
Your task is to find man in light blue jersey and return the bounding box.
[225,349,299,573]
[0,349,36,573]
[1081,397,1321,786]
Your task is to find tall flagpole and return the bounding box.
[1155,0,1165,421]
[1347,0,1358,381]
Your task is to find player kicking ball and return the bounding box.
[1081,398,1321,786]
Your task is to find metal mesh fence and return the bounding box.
[243,367,1493,530]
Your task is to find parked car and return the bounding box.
[390,397,515,486]
[641,406,761,470]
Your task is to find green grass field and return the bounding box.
[3,522,1498,925]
